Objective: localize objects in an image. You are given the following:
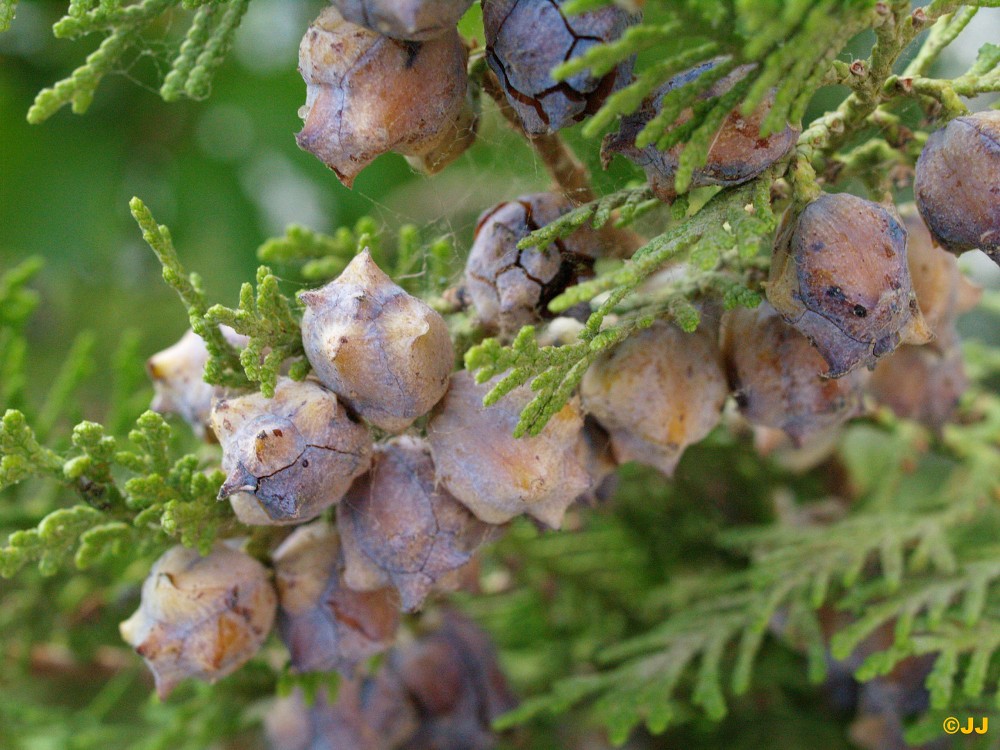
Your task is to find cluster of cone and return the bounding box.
[135,193,981,739]
[266,610,516,750]
[759,108,997,440]
[129,2,1000,745]
[135,244,587,722]
[297,0,636,187]
[132,240,610,750]
[121,537,510,749]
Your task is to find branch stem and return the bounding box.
[481,69,595,203]
[480,69,643,257]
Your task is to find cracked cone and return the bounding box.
[464,193,601,336]
[211,377,372,522]
[483,0,636,135]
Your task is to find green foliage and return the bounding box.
[466,178,773,437]
[792,0,1000,204]
[259,219,458,295]
[257,221,380,282]
[563,0,875,192]
[0,408,235,577]
[160,0,251,102]
[1,504,104,577]
[568,1,1000,204]
[485,376,1000,743]
[0,258,43,411]
[0,0,15,32]
[0,664,277,750]
[132,197,316,398]
[0,410,63,490]
[136,675,272,750]
[205,266,310,398]
[135,198,309,398]
[23,0,251,123]
[467,0,1000,440]
[0,258,237,577]
[515,187,658,252]
[0,256,41,328]
[129,197,249,390]
[275,666,341,705]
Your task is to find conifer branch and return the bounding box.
[904,6,980,77]
[205,266,310,398]
[0,409,236,578]
[468,177,774,437]
[0,0,16,32]
[493,384,1000,738]
[478,63,596,204]
[6,3,1000,746]
[565,0,875,194]
[27,0,250,123]
[794,0,997,185]
[161,0,250,101]
[129,197,249,391]
[0,258,44,411]
[258,219,456,293]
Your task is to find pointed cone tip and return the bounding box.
[901,309,934,346]
[341,248,397,290]
[529,501,567,531]
[298,288,325,308]
[153,670,179,701]
[218,464,256,499]
[294,104,359,189]
[397,576,432,613]
[119,613,139,645]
